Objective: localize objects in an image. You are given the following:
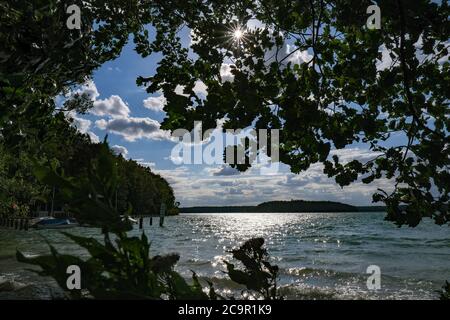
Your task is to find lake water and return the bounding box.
[1,212,449,299]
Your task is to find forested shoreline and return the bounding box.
[180,200,361,213]
[0,113,178,218]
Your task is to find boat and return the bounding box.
[30,217,79,229]
[120,215,138,224]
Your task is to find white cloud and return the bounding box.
[220,63,235,82]
[133,158,156,167]
[65,111,100,143]
[330,147,381,163]
[215,187,244,196]
[193,80,208,96]
[87,131,100,143]
[91,95,130,118]
[212,165,240,176]
[376,44,397,72]
[189,28,200,46]
[154,147,393,207]
[175,80,208,97]
[175,85,188,97]
[143,94,166,112]
[165,154,184,165]
[74,80,99,101]
[71,114,91,133]
[138,161,156,168]
[285,44,313,65]
[95,116,170,142]
[111,145,128,157]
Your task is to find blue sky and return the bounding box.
[66,26,408,208]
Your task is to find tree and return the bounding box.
[0,0,175,217]
[0,0,159,150]
[116,157,179,216]
[138,0,449,227]
[0,143,44,217]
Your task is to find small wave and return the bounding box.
[0,277,27,292]
[197,275,247,291]
[277,281,439,300]
[185,258,211,266]
[278,284,337,300]
[283,267,325,277]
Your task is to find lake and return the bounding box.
[1,212,449,299]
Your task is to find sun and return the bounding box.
[233,28,244,40]
[223,24,247,51]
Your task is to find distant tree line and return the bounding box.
[180,200,358,213]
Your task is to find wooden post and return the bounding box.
[139,216,143,230]
[159,203,166,227]
[24,219,29,231]
[14,219,18,230]
[149,216,153,225]
[19,219,24,230]
[50,186,55,217]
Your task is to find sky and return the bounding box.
[65,25,409,208]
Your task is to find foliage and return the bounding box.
[116,157,179,216]
[0,0,173,217]
[138,0,449,227]
[32,138,177,230]
[225,238,281,300]
[0,104,178,217]
[18,139,207,299]
[0,142,45,217]
[439,281,450,300]
[0,0,155,125]
[17,232,281,300]
[17,231,210,299]
[18,142,280,299]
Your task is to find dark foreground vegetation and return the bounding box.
[18,145,281,300]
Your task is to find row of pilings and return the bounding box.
[0,215,165,231]
[137,216,164,229]
[0,217,29,231]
